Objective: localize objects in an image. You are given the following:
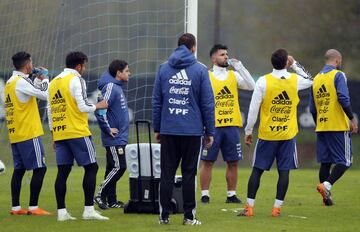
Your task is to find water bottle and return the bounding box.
[32,68,48,77]
[227,59,233,67]
[97,93,107,116]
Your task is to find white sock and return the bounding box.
[84,206,95,212]
[274,199,283,208]
[323,181,332,190]
[227,190,236,197]
[201,190,209,197]
[58,208,67,215]
[12,206,21,211]
[28,206,38,210]
[246,198,255,207]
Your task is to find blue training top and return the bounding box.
[152,45,215,136]
[96,72,129,147]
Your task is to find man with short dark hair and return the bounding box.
[310,49,358,206]
[94,59,130,210]
[152,33,215,225]
[4,51,50,216]
[238,49,312,217]
[48,51,108,221]
[200,44,255,204]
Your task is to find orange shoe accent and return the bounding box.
[317,183,327,199]
[27,208,52,216]
[271,207,281,217]
[237,204,254,217]
[10,209,28,215]
[317,183,333,206]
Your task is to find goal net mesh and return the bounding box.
[0,0,189,165]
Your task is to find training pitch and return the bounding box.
[0,167,359,232]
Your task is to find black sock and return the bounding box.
[247,167,264,199]
[319,163,332,183]
[276,170,289,201]
[83,163,98,206]
[11,169,26,207]
[327,164,349,185]
[29,167,47,207]
[55,165,72,209]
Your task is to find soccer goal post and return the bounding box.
[185,0,198,39]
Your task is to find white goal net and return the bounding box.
[0,0,194,165]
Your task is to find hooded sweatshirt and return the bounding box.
[96,72,129,147]
[152,45,215,136]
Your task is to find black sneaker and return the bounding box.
[201,195,210,204]
[226,195,242,203]
[159,218,170,225]
[108,201,125,208]
[94,195,109,210]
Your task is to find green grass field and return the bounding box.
[1,123,360,231]
[0,167,360,232]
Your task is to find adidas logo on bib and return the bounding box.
[316,84,330,98]
[272,91,292,105]
[4,94,13,108]
[51,90,65,104]
[215,86,234,100]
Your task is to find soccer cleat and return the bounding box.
[226,195,242,203]
[271,207,281,217]
[108,201,125,208]
[27,208,51,215]
[82,209,109,220]
[323,198,334,206]
[159,217,170,225]
[94,195,109,210]
[57,212,77,221]
[10,209,28,215]
[237,204,254,217]
[317,183,334,206]
[183,218,202,225]
[201,195,210,204]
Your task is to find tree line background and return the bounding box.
[198,0,360,79]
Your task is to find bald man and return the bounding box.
[310,49,358,206]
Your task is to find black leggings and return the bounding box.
[11,167,46,207]
[319,163,348,185]
[55,163,98,209]
[247,167,289,201]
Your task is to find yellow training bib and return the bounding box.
[49,73,91,141]
[313,69,349,131]
[258,73,299,140]
[4,76,44,143]
[209,70,242,127]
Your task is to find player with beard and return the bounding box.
[48,51,108,221]
[200,44,255,204]
[4,51,50,216]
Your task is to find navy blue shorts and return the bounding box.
[316,131,352,167]
[11,137,46,170]
[55,136,97,166]
[201,126,242,162]
[252,138,298,171]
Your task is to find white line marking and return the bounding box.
[288,215,307,219]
